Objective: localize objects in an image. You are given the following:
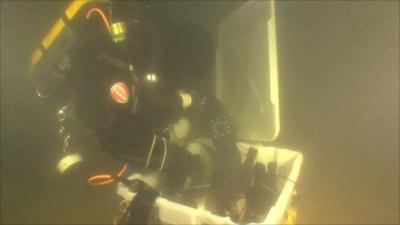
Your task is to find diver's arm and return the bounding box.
[99,123,194,193]
[135,88,194,133]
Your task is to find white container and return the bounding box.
[117,143,303,225]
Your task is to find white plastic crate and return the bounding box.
[117,142,303,225]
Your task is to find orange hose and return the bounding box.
[86,7,111,33]
[117,163,128,177]
[88,174,115,185]
[88,163,128,186]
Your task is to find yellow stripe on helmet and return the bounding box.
[29,0,111,74]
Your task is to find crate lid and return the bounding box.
[216,1,280,142]
[131,0,280,142]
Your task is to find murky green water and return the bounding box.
[1,1,399,224]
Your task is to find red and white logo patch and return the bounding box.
[110,82,129,104]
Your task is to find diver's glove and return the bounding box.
[179,90,207,115]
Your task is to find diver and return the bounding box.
[29,1,243,223]
[54,6,205,195]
